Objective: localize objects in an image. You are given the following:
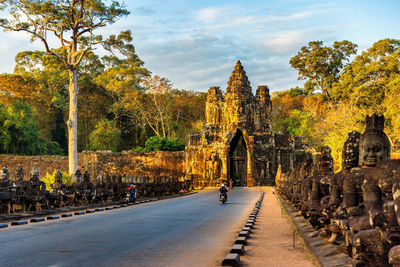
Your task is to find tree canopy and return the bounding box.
[290,40,357,102]
[0,0,130,175]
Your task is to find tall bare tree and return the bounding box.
[0,0,129,176]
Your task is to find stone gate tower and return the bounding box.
[186,61,308,186]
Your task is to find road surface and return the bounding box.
[1,187,260,267]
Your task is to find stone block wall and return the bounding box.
[80,151,186,180]
[0,155,74,179]
[0,151,186,181]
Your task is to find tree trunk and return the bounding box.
[68,69,78,177]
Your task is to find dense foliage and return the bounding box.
[132,136,185,152]
[0,102,63,155]
[89,119,121,152]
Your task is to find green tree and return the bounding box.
[271,87,306,134]
[0,102,63,155]
[133,136,185,152]
[285,109,315,141]
[168,89,206,143]
[4,50,110,153]
[135,75,174,138]
[12,50,69,153]
[290,40,357,102]
[332,39,400,108]
[94,47,150,149]
[89,119,121,152]
[0,0,130,175]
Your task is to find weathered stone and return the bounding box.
[74,211,85,215]
[230,244,245,255]
[30,217,45,222]
[277,114,398,266]
[238,231,250,238]
[11,220,28,226]
[359,114,390,167]
[235,236,247,245]
[186,61,309,187]
[242,227,252,234]
[222,253,240,266]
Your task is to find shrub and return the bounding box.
[132,136,185,152]
[40,170,73,191]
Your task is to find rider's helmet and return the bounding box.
[221,184,225,187]
[130,184,134,187]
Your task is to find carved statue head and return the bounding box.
[318,146,333,175]
[359,114,390,167]
[1,166,9,181]
[30,166,39,182]
[342,131,361,170]
[75,169,82,183]
[97,174,103,184]
[55,170,63,184]
[83,171,90,183]
[16,165,24,181]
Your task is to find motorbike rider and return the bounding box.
[219,183,228,201]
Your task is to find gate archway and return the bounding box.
[228,129,247,186]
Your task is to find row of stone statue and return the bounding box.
[277,114,400,266]
[0,165,192,215]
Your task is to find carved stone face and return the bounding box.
[84,171,90,183]
[55,170,63,184]
[318,146,333,175]
[1,167,9,180]
[16,165,24,181]
[360,135,387,167]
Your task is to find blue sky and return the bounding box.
[0,0,399,93]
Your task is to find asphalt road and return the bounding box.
[0,187,260,267]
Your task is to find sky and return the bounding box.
[0,0,399,93]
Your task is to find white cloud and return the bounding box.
[261,28,336,55]
[262,29,313,54]
[196,7,224,24]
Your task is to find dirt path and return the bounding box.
[239,186,317,267]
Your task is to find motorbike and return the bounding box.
[220,193,226,204]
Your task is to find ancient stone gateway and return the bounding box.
[186,61,309,187]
